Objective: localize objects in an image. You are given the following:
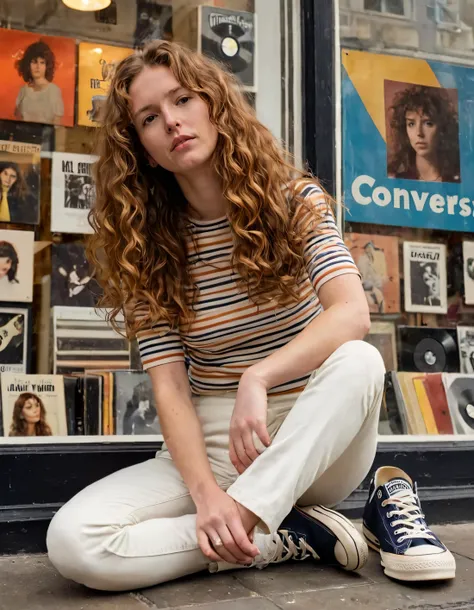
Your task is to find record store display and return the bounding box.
[51,243,102,308]
[398,326,460,374]
[457,326,474,374]
[198,6,255,89]
[443,374,474,435]
[0,229,34,303]
[0,306,30,374]
[403,242,447,315]
[113,370,161,437]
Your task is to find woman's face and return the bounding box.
[1,167,18,190]
[405,110,438,158]
[22,398,41,424]
[30,56,47,80]
[0,257,12,279]
[130,65,219,176]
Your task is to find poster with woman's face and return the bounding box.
[342,50,473,233]
[0,29,76,127]
[403,241,447,314]
[0,140,41,225]
[0,229,34,302]
[0,307,29,374]
[0,373,67,437]
[77,42,133,127]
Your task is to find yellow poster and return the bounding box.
[77,42,133,127]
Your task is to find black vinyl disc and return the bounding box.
[398,326,460,373]
[413,337,446,372]
[457,388,474,429]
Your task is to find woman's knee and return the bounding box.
[334,340,385,388]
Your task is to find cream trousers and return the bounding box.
[47,340,385,591]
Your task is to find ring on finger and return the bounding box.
[212,537,223,547]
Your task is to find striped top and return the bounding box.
[137,184,359,396]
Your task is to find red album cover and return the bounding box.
[422,373,454,434]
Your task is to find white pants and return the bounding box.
[47,341,385,591]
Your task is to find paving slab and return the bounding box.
[433,523,474,561]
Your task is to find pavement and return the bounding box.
[1,524,474,610]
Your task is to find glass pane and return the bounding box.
[365,0,383,11]
[385,0,405,16]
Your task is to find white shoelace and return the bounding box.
[382,489,436,544]
[254,530,320,569]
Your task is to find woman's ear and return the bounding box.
[147,154,158,168]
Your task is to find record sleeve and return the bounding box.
[51,243,102,308]
[422,373,454,434]
[364,321,397,372]
[0,373,67,437]
[413,377,438,434]
[387,371,409,434]
[0,139,41,225]
[52,306,130,374]
[457,326,474,374]
[83,373,103,435]
[403,242,447,314]
[442,373,474,435]
[463,241,474,305]
[345,233,400,314]
[0,306,30,373]
[51,152,97,234]
[198,6,256,90]
[112,370,161,437]
[398,326,459,374]
[0,229,34,302]
[396,372,428,435]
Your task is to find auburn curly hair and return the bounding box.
[9,393,52,437]
[387,84,460,183]
[16,40,56,83]
[87,41,324,336]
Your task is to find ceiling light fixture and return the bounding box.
[62,0,111,11]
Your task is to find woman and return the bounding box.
[0,161,32,223]
[388,84,460,183]
[15,40,64,125]
[46,41,454,591]
[9,392,52,437]
[0,241,19,288]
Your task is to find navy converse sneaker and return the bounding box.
[363,466,456,581]
[267,505,368,571]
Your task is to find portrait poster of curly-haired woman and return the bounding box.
[0,373,67,438]
[0,29,75,126]
[385,80,461,184]
[0,229,34,302]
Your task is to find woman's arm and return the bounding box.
[244,274,370,391]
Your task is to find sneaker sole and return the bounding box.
[297,505,368,571]
[363,524,456,581]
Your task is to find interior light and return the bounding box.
[62,0,111,11]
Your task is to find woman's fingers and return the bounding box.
[216,525,254,564]
[232,432,253,469]
[197,529,222,563]
[254,419,271,450]
[241,426,260,461]
[229,437,246,474]
[227,516,260,558]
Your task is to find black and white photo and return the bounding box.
[51,243,102,308]
[0,229,34,302]
[113,371,161,437]
[457,326,474,374]
[403,241,447,314]
[0,307,29,373]
[463,241,474,305]
[51,152,97,234]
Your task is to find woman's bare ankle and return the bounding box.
[236,501,260,533]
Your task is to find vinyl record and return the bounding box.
[398,326,459,373]
[457,388,474,430]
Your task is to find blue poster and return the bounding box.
[342,49,474,232]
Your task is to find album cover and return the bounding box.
[364,322,397,371]
[463,241,474,305]
[112,370,161,436]
[0,229,34,302]
[422,373,454,434]
[0,373,67,437]
[0,140,41,225]
[134,1,173,47]
[77,43,134,127]
[198,6,256,90]
[83,373,103,435]
[0,120,54,151]
[345,233,400,314]
[403,242,447,314]
[51,152,97,234]
[379,372,407,435]
[457,326,474,374]
[0,306,30,374]
[51,243,102,308]
[63,374,85,435]
[442,373,474,435]
[396,372,428,435]
[413,376,438,434]
[52,306,130,375]
[0,29,76,127]
[398,326,459,374]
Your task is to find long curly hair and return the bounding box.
[0,241,19,282]
[9,392,52,437]
[0,161,29,200]
[387,84,460,182]
[16,40,56,83]
[88,41,323,336]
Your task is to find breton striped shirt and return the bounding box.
[137,184,360,396]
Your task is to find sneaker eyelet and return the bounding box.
[386,511,392,518]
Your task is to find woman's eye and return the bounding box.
[177,96,190,105]
[143,115,157,126]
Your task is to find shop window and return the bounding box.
[364,0,407,17]
[427,0,458,24]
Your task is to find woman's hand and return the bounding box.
[195,484,260,564]
[229,370,271,475]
